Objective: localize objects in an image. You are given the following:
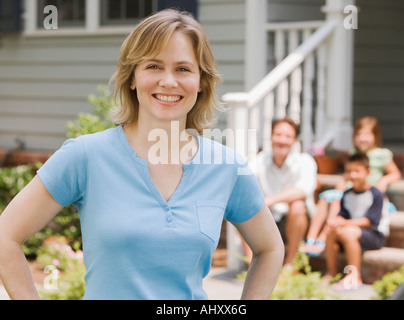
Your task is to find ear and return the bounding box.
[130,75,136,90]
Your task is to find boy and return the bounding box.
[324,153,388,290]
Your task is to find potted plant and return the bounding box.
[310,145,343,175]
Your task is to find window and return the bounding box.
[100,0,155,26]
[0,0,23,32]
[26,0,197,36]
[37,0,85,28]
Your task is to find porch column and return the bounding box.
[224,0,268,273]
[245,0,268,90]
[322,0,356,150]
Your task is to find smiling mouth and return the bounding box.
[153,94,183,103]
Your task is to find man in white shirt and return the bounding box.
[252,117,317,266]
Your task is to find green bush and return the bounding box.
[373,265,404,300]
[0,163,38,211]
[269,252,341,300]
[236,251,341,300]
[66,84,115,138]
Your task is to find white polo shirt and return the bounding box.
[251,150,317,221]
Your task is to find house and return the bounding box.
[1,0,403,152]
[1,0,404,273]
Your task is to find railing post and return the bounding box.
[322,0,355,150]
[226,99,250,272]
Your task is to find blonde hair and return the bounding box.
[110,9,222,133]
[353,116,383,148]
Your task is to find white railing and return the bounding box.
[223,0,356,273]
[222,20,337,160]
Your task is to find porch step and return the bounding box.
[362,248,404,283]
[309,247,404,284]
[388,211,404,249]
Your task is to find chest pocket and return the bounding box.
[196,200,226,242]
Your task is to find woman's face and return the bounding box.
[354,126,375,153]
[131,31,201,126]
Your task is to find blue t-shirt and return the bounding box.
[37,126,264,300]
[338,186,388,235]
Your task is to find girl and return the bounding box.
[302,116,401,256]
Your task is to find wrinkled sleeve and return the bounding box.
[338,192,351,219]
[295,154,318,197]
[365,188,384,226]
[224,161,265,224]
[37,137,87,208]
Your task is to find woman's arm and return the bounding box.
[234,205,284,300]
[0,175,63,300]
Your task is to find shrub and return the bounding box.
[269,252,341,300]
[373,265,404,300]
[66,84,115,138]
[0,163,38,211]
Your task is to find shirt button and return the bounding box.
[167,217,173,222]
[164,206,170,211]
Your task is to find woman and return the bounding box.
[0,9,284,300]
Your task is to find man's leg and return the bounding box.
[284,200,307,265]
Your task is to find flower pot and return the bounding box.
[314,155,341,174]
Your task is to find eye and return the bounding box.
[178,67,191,72]
[146,64,161,70]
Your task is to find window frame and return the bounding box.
[24,0,154,37]
[37,0,86,28]
[100,0,155,27]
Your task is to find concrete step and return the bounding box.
[309,247,404,284]
[388,211,404,249]
[362,247,404,283]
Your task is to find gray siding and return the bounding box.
[199,0,246,125]
[354,0,404,143]
[0,0,247,151]
[0,35,124,150]
[199,0,246,98]
[267,0,325,22]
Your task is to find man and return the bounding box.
[252,117,317,266]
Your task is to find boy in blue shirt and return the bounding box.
[324,153,387,290]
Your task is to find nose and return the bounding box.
[159,71,178,88]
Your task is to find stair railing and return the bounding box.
[222,20,337,162]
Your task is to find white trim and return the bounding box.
[23,26,133,38]
[266,20,324,31]
[86,0,100,32]
[244,0,267,91]
[24,0,38,35]
[23,0,135,38]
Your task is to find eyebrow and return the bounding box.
[146,59,197,67]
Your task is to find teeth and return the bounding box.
[155,94,181,102]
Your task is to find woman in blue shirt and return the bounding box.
[0,9,284,300]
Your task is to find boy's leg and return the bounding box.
[325,227,340,277]
[333,226,363,288]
